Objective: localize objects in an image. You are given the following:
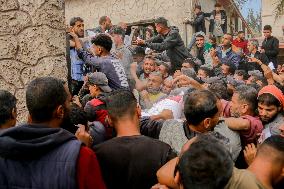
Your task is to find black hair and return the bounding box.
[238,31,244,34]
[110,26,125,39]
[26,77,67,122]
[198,66,212,77]
[214,3,222,7]
[195,5,201,10]
[177,134,233,189]
[106,90,137,123]
[70,17,84,26]
[258,135,284,162]
[99,16,108,25]
[223,61,236,75]
[91,34,113,52]
[209,35,217,43]
[0,90,17,125]
[235,70,248,80]
[155,17,169,27]
[258,93,281,108]
[263,25,272,31]
[196,34,205,39]
[235,85,258,112]
[66,103,88,134]
[184,90,219,125]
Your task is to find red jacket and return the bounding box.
[232,38,248,55]
[77,147,106,189]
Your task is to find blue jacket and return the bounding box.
[216,47,241,68]
[0,124,82,189]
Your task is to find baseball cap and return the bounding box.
[87,72,112,93]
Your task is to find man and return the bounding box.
[94,90,176,189]
[194,33,206,64]
[141,90,222,154]
[140,72,167,109]
[136,17,191,73]
[221,60,237,77]
[175,134,234,189]
[257,85,284,142]
[0,77,106,189]
[246,39,270,71]
[70,32,129,90]
[110,26,134,84]
[185,5,206,50]
[155,133,268,189]
[86,16,112,36]
[162,78,173,95]
[261,25,279,68]
[222,85,263,168]
[232,31,248,55]
[208,3,227,44]
[0,90,17,129]
[234,70,247,82]
[158,61,171,80]
[213,33,241,68]
[248,135,284,189]
[118,22,131,47]
[130,56,157,92]
[69,17,86,95]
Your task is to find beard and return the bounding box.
[147,87,161,95]
[60,106,77,134]
[260,113,279,124]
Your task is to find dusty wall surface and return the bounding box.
[262,0,284,39]
[65,0,197,42]
[0,0,67,122]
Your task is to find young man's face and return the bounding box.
[104,17,112,30]
[158,65,168,78]
[182,63,192,69]
[263,29,272,38]
[221,64,230,76]
[143,58,156,74]
[88,84,100,97]
[196,36,205,48]
[162,80,173,95]
[194,8,201,14]
[155,23,163,34]
[72,21,84,38]
[238,33,245,40]
[92,45,102,56]
[197,69,208,79]
[258,103,280,123]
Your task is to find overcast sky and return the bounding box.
[240,0,261,17]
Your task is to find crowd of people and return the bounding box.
[0,2,283,189]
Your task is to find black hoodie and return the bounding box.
[0,124,77,160]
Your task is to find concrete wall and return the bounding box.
[65,0,202,43]
[262,0,284,38]
[0,0,67,122]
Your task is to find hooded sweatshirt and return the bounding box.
[0,124,81,189]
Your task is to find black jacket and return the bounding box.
[190,12,206,34]
[145,27,192,72]
[262,36,279,66]
[208,10,227,34]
